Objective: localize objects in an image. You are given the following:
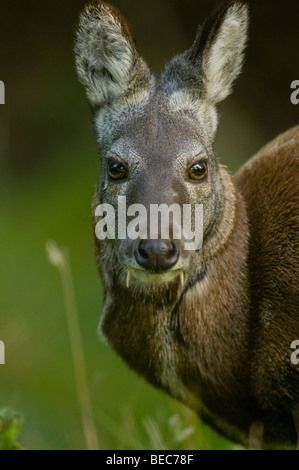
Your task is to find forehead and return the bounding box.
[95,94,208,163]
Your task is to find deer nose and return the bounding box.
[134,240,179,272]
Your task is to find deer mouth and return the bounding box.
[126,267,184,288]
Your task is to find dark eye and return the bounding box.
[108,162,126,180]
[188,161,208,181]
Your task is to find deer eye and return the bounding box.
[188,161,208,181]
[107,162,126,180]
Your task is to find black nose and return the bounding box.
[134,240,179,272]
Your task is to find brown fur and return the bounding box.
[234,127,299,446]
[96,129,299,449]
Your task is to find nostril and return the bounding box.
[167,242,177,260]
[134,240,180,272]
[134,241,151,267]
[138,243,150,261]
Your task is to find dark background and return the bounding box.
[1,0,299,174]
[0,0,298,450]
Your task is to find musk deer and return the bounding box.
[75,1,299,449]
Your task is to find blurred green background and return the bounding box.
[0,0,298,450]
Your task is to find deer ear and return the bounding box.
[75,1,152,108]
[161,1,248,105]
[198,1,249,103]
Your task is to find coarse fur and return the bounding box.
[75,1,299,449]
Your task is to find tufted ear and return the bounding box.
[160,1,249,105]
[75,1,152,108]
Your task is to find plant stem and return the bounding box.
[46,241,99,450]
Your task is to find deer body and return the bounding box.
[75,1,299,449]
